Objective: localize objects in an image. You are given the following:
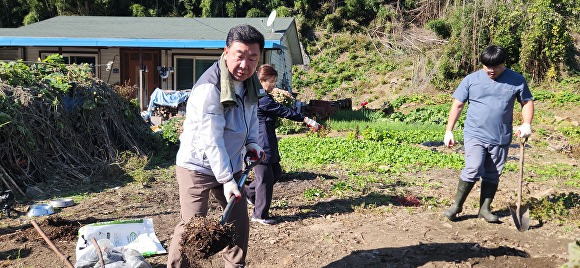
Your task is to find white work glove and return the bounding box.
[515,123,532,138]
[304,117,321,132]
[223,179,240,201]
[444,130,455,148]
[246,143,265,161]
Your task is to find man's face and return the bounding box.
[224,41,261,81]
[482,64,506,80]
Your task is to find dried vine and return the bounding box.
[0,57,153,195]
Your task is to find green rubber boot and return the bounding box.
[478,181,500,222]
[444,179,475,221]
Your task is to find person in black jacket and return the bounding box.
[246,64,320,225]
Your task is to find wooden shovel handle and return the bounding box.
[30,219,75,268]
[517,137,528,209]
[91,238,106,268]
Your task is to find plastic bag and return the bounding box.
[76,218,166,259]
[75,239,152,268]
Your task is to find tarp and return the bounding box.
[141,88,190,120]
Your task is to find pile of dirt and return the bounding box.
[0,216,94,244]
[180,216,236,266]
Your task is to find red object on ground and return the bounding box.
[394,195,422,207]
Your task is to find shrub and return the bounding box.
[426,19,452,39]
[162,116,185,144]
[246,8,265,18]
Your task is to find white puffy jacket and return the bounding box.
[176,62,258,184]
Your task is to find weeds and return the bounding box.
[118,151,157,184]
[529,192,579,222]
[331,181,354,197]
[304,187,326,201]
[272,200,289,209]
[528,163,579,183]
[69,192,94,203]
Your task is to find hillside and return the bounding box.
[294,26,452,109]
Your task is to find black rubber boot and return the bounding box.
[444,179,475,221]
[479,181,500,222]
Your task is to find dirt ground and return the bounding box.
[0,137,578,268]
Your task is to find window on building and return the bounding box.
[41,53,97,75]
[174,56,217,90]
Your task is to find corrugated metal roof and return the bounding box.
[0,16,296,49]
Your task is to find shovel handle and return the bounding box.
[220,153,263,225]
[31,220,75,268]
[517,137,528,209]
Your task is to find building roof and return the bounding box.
[0,16,296,49]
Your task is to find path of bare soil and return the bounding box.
[0,140,578,268]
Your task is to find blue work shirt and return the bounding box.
[453,68,533,145]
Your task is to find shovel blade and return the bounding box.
[509,205,530,232]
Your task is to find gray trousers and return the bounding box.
[246,162,282,219]
[461,138,509,184]
[167,166,249,268]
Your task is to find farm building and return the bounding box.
[0,16,305,111]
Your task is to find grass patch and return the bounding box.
[557,122,580,144]
[68,192,94,203]
[528,163,580,184]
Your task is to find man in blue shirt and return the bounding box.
[443,45,534,222]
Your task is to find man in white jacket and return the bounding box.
[167,24,265,268]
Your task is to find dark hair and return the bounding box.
[257,64,278,81]
[226,24,265,52]
[480,45,507,66]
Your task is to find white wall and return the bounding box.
[268,38,295,92]
[98,48,121,85]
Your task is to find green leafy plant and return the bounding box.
[304,187,326,201]
[331,180,354,197]
[279,136,464,173]
[162,116,185,144]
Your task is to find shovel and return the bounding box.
[181,153,264,262]
[509,137,530,232]
[220,153,263,225]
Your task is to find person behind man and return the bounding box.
[246,64,320,225]
[167,24,266,268]
[443,45,534,223]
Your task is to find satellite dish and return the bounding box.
[266,10,277,27]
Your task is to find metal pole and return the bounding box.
[139,65,144,111]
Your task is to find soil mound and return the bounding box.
[180,216,235,266]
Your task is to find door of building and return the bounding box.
[121,49,160,111]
